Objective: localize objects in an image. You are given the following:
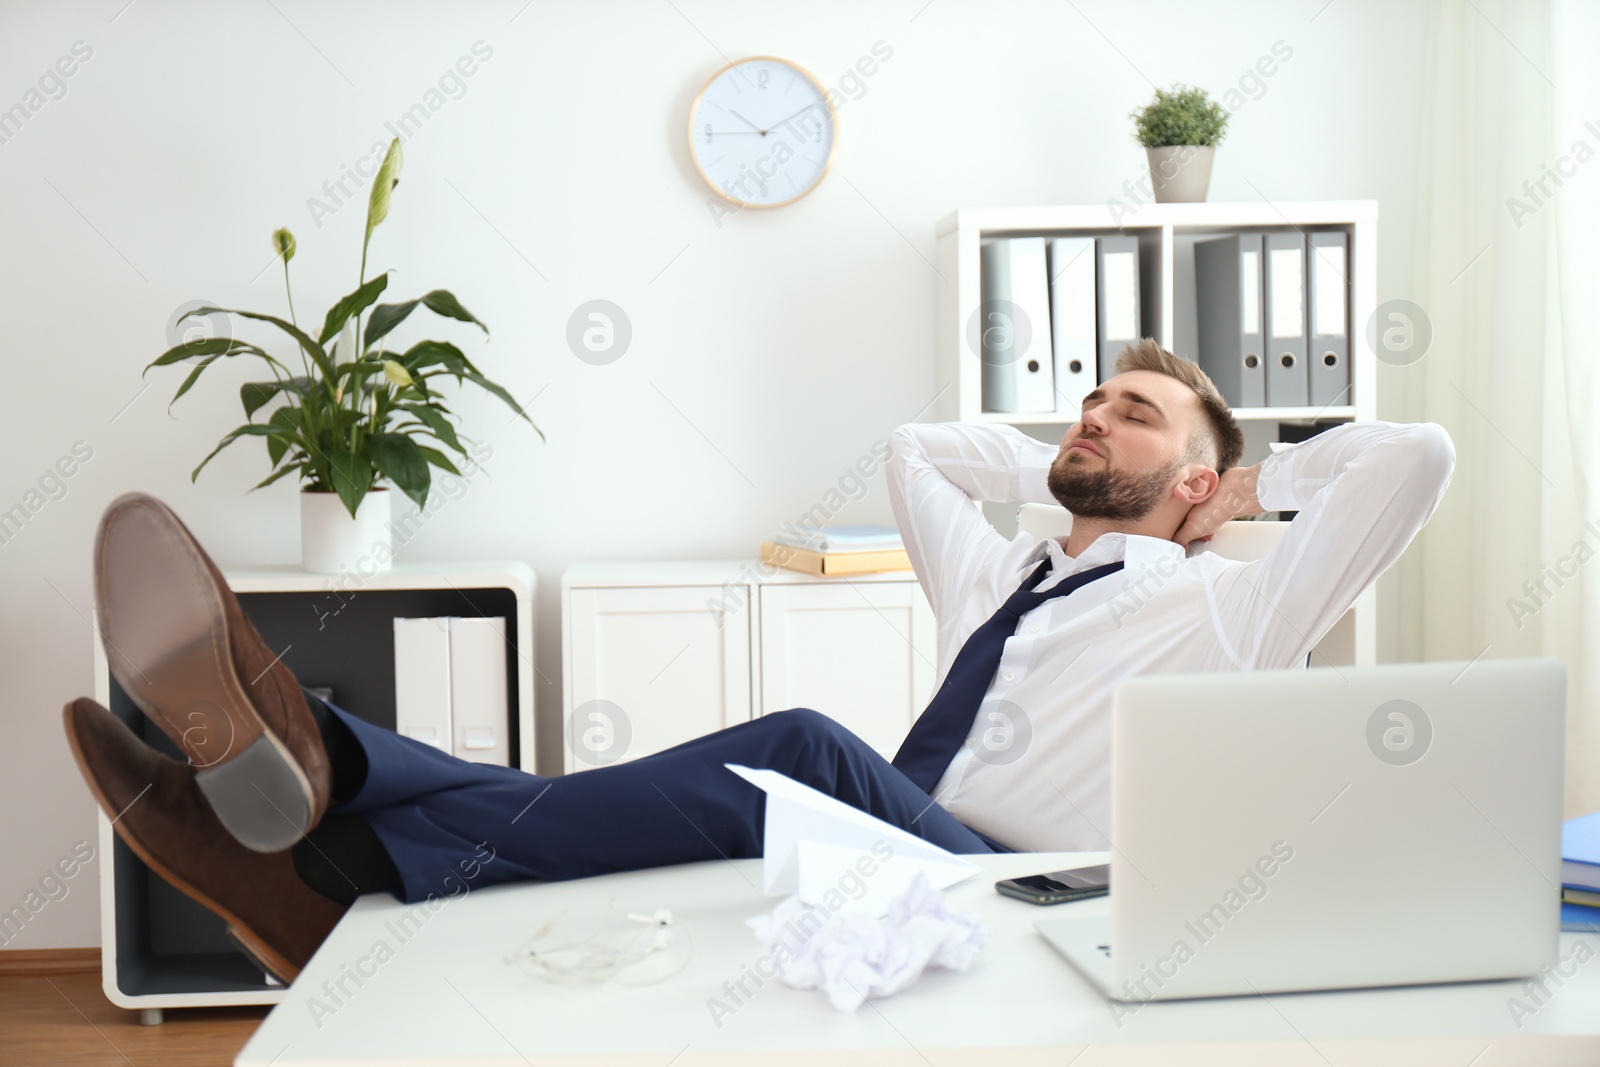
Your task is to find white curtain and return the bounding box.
[1401,0,1600,816]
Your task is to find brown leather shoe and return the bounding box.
[63,697,346,982]
[94,492,330,852]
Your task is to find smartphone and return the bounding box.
[994,863,1110,905]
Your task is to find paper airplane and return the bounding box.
[725,764,981,917]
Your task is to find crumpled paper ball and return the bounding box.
[744,871,990,1012]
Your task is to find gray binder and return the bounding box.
[1194,233,1265,408]
[1095,235,1142,381]
[1307,231,1351,408]
[1262,232,1309,407]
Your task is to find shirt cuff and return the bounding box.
[1254,440,1301,512]
[1018,461,1053,504]
[1012,430,1060,504]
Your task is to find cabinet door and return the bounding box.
[757,580,935,759]
[566,585,751,772]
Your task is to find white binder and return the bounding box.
[979,237,1056,413]
[1047,237,1098,416]
[448,616,510,766]
[1095,236,1142,382]
[1307,231,1351,408]
[392,615,511,766]
[392,617,452,750]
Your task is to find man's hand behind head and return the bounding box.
[1172,463,1265,548]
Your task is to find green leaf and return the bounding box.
[366,290,489,347]
[326,450,374,518]
[147,336,267,371]
[399,402,465,455]
[188,305,336,384]
[241,381,278,418]
[170,355,221,408]
[364,301,419,347]
[253,461,303,490]
[366,432,431,508]
[241,377,311,418]
[402,339,473,375]
[318,272,390,348]
[266,406,303,466]
[419,290,488,336]
[190,424,289,482]
[464,370,546,441]
[272,227,296,263]
[324,405,363,438]
[415,445,461,476]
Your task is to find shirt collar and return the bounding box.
[1020,531,1189,590]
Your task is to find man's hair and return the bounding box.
[1113,338,1244,472]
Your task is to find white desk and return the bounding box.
[238,853,1600,1066]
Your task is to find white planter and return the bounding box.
[1146,145,1215,203]
[300,488,391,575]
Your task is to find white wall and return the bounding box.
[0,0,1434,949]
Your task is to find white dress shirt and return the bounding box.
[884,419,1456,853]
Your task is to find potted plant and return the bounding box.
[1129,84,1229,203]
[148,137,542,574]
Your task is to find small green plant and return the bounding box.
[148,137,542,518]
[1129,84,1229,148]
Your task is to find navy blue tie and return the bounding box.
[890,556,1125,793]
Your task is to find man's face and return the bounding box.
[1046,370,1206,521]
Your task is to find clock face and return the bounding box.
[689,56,837,208]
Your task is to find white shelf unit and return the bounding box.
[91,560,535,1020]
[934,201,1378,667]
[561,561,935,774]
[935,200,1378,424]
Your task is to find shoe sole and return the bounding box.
[226,928,296,987]
[95,493,313,852]
[61,703,306,984]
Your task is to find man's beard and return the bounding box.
[1047,448,1180,521]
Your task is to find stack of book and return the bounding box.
[1562,810,1600,932]
[761,523,911,577]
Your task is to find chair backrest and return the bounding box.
[1015,502,1289,562]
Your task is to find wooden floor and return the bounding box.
[0,969,267,1067]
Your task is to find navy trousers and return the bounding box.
[323,703,1010,904]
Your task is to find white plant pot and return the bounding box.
[1146,145,1215,203]
[300,488,392,575]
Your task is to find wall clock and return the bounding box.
[688,55,837,209]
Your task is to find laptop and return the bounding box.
[1036,658,1566,1002]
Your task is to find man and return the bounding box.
[63,339,1454,983]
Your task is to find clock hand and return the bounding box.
[767,102,828,132]
[727,108,766,135]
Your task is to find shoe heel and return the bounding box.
[196,733,314,852]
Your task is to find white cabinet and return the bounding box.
[757,580,935,758]
[562,561,934,771]
[565,583,751,773]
